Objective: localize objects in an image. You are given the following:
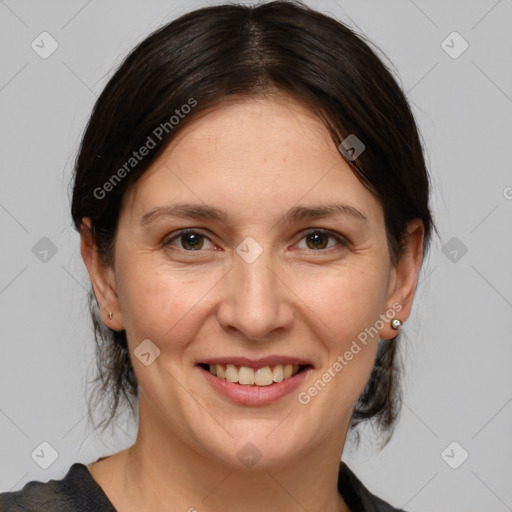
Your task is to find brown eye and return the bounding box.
[305,232,329,250]
[165,230,214,251]
[296,229,346,251]
[180,233,204,250]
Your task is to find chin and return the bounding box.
[191,416,313,471]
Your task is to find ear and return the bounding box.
[380,219,425,340]
[80,217,124,331]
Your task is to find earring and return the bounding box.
[391,319,402,330]
[107,312,113,320]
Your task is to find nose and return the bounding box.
[216,248,295,342]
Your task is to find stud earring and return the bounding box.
[107,312,113,320]
[391,318,402,330]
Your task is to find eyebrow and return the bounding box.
[139,202,367,226]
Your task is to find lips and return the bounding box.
[197,356,313,388]
[198,360,313,406]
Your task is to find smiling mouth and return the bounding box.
[198,363,311,387]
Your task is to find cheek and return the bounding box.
[292,263,389,405]
[115,260,223,411]
[294,261,389,341]
[115,256,220,351]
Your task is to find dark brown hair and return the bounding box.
[71,0,433,443]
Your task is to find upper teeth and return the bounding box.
[208,364,300,386]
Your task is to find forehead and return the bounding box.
[122,96,383,226]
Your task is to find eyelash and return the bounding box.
[163,228,348,253]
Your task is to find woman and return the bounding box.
[0,1,432,510]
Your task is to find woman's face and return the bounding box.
[86,95,421,469]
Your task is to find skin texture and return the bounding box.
[81,95,424,512]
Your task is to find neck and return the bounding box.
[117,397,351,512]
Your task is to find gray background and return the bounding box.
[1,0,511,510]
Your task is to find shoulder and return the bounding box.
[338,461,407,512]
[0,463,115,512]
